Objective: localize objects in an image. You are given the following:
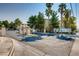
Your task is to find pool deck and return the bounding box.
[70,39,79,56]
[0,30,79,56]
[0,37,45,56]
[0,36,78,56]
[24,36,74,56]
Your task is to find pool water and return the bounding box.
[57,34,74,41]
[32,32,55,36]
[22,34,41,42]
[22,32,55,42]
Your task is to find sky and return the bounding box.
[0,3,79,29]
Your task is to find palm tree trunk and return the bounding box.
[44,20,46,33]
[44,28,46,33]
[44,16,50,33]
[60,13,63,34]
[61,13,63,28]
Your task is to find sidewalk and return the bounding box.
[0,37,13,56]
[0,37,45,56]
[25,36,74,56]
[0,36,78,56]
[70,39,79,56]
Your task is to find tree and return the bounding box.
[27,15,37,29]
[0,21,2,29]
[69,16,76,33]
[36,12,44,32]
[27,12,44,32]
[58,3,66,28]
[14,18,22,29]
[9,22,16,30]
[50,11,59,31]
[46,3,53,20]
[45,3,53,32]
[62,8,77,33]
[63,9,71,28]
[2,20,9,28]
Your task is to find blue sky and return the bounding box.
[0,3,79,28]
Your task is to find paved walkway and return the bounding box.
[70,39,79,56]
[0,37,13,56]
[25,36,73,56]
[6,31,23,40]
[0,37,45,56]
[12,38,45,56]
[1,36,79,56]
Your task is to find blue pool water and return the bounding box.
[22,36,41,42]
[57,35,74,41]
[22,34,41,42]
[22,32,55,42]
[32,32,55,36]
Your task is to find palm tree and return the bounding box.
[14,18,22,30]
[63,9,71,28]
[44,3,53,33]
[46,3,53,20]
[58,3,66,28]
[69,16,76,33]
[27,12,44,32]
[36,12,44,32]
[27,15,37,29]
[37,12,44,31]
[2,20,9,29]
[50,11,59,31]
[0,21,2,29]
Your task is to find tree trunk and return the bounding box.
[44,28,46,33]
[60,13,63,34]
[44,19,47,33]
[61,14,63,28]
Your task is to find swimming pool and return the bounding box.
[22,32,56,42]
[32,32,55,36]
[57,34,74,41]
[22,34,41,42]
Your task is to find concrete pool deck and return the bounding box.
[0,36,78,56]
[0,37,45,56]
[70,39,79,56]
[25,36,74,56]
[1,30,79,56]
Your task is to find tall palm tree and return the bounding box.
[44,3,53,33]
[50,11,59,31]
[58,3,66,28]
[14,18,22,30]
[46,3,53,19]
[36,12,44,32]
[69,16,76,32]
[27,13,44,32]
[27,15,37,29]
[63,9,71,28]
